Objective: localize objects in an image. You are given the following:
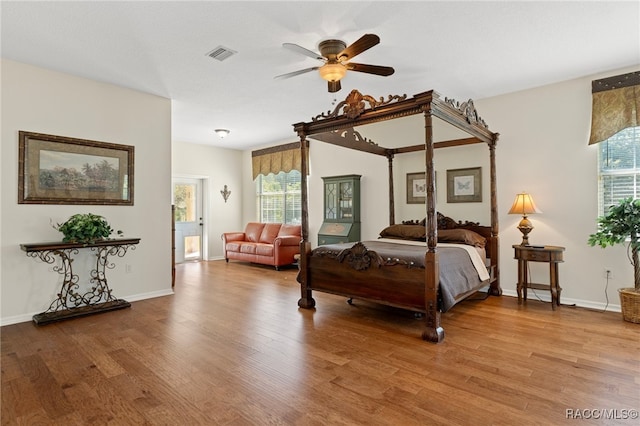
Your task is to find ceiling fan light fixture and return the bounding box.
[319,63,346,82]
[215,129,230,139]
[280,34,389,92]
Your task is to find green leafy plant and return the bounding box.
[54,213,122,243]
[588,197,640,291]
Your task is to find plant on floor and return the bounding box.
[588,197,640,290]
[588,197,640,323]
[54,213,122,243]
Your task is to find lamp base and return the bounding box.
[517,217,533,246]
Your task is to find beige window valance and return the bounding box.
[588,71,640,145]
[251,141,309,180]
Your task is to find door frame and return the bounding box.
[172,175,209,262]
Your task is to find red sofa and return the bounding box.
[222,222,301,270]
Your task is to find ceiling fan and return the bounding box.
[275,34,395,93]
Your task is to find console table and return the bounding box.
[20,238,140,325]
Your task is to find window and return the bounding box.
[597,126,640,215]
[256,170,301,224]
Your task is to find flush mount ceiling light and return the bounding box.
[215,129,230,139]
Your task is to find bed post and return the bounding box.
[388,154,395,225]
[488,137,502,296]
[297,132,315,309]
[423,105,444,343]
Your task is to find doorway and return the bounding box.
[173,178,205,262]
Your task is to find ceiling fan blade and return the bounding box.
[328,80,341,93]
[274,67,320,80]
[282,43,324,61]
[346,62,395,76]
[337,34,380,61]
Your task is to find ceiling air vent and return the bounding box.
[206,46,237,62]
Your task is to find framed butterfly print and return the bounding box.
[406,172,426,204]
[446,167,481,203]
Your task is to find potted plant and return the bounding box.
[54,213,122,244]
[588,197,640,323]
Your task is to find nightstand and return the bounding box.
[512,244,565,310]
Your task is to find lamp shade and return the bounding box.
[508,193,542,215]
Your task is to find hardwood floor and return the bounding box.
[2,260,639,425]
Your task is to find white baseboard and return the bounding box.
[500,289,621,312]
[0,289,175,327]
[125,288,174,303]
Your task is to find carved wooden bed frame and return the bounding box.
[293,89,500,343]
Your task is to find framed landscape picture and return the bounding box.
[446,167,481,203]
[18,131,134,205]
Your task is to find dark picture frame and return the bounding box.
[18,131,134,205]
[446,167,482,203]
[406,172,427,204]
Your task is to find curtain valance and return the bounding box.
[588,71,640,145]
[251,141,308,180]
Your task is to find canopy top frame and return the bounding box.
[293,89,498,151]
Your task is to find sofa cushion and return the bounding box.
[245,223,266,243]
[255,243,274,257]
[278,224,301,237]
[240,244,257,254]
[225,242,242,252]
[260,223,282,244]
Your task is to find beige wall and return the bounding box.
[6,57,633,324]
[1,60,173,325]
[172,141,243,260]
[241,66,640,311]
[478,67,639,310]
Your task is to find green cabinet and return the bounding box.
[318,175,361,245]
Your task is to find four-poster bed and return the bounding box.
[293,89,500,342]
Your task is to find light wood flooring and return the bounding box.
[2,260,639,425]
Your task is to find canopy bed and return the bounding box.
[293,89,500,343]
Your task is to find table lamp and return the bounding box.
[508,192,542,246]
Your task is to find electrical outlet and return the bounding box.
[125,264,132,273]
[603,268,613,279]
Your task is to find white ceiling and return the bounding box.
[2,1,639,150]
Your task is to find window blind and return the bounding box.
[256,170,301,224]
[598,126,640,214]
